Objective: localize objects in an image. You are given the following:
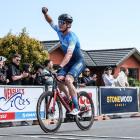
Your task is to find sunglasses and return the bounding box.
[85,71,90,72]
[16,59,21,62]
[58,20,66,25]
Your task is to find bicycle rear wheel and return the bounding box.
[36,91,63,133]
[75,91,95,130]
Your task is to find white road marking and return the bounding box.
[0,133,140,140]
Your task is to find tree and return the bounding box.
[0,28,49,64]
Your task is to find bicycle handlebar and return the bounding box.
[47,70,63,83]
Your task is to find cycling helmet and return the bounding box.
[58,14,73,23]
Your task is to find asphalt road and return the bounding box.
[0,117,140,140]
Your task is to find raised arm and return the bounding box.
[42,7,53,24]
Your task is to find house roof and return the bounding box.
[41,40,60,53]
[41,41,140,67]
[86,48,140,66]
[82,50,96,66]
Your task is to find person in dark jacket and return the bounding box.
[22,63,34,85]
[80,68,97,87]
[6,54,29,126]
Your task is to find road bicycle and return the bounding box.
[36,70,95,133]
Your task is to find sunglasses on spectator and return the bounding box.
[58,20,66,25]
[16,59,21,62]
[85,70,90,72]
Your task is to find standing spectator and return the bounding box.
[0,56,10,127]
[7,54,29,85]
[43,60,53,90]
[80,68,97,87]
[33,64,45,85]
[102,66,115,86]
[115,67,129,87]
[22,63,34,85]
[7,53,29,126]
[0,56,8,85]
[32,64,44,125]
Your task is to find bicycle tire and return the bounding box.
[36,91,63,133]
[75,91,95,130]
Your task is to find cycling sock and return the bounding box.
[72,96,79,110]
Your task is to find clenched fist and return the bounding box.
[42,7,48,15]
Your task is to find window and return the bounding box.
[128,68,139,80]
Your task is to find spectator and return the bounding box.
[7,53,29,126]
[80,68,97,87]
[115,67,129,87]
[7,54,29,85]
[102,66,115,86]
[0,56,10,127]
[32,64,45,125]
[0,56,8,85]
[33,64,45,85]
[43,60,53,91]
[22,63,34,85]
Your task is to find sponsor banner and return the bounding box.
[15,111,45,120]
[100,87,139,114]
[0,86,45,121]
[0,112,15,120]
[78,87,98,116]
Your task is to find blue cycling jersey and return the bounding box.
[50,22,83,62]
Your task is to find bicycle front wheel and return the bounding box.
[36,91,63,133]
[75,91,95,130]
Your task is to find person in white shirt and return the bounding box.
[102,67,115,86]
[115,67,129,87]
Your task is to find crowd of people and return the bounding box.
[0,53,129,91]
[0,54,54,88]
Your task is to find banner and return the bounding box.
[78,86,98,116]
[100,87,139,114]
[0,86,45,122]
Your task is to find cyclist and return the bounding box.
[42,7,85,115]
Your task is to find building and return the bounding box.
[42,40,140,85]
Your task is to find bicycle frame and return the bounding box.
[46,71,72,114]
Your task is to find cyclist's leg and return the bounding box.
[65,75,80,115]
[57,78,70,98]
[57,63,72,98]
[66,60,85,115]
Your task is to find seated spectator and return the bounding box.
[114,67,129,87]
[80,68,97,87]
[102,66,115,86]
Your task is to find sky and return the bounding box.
[0,0,140,52]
